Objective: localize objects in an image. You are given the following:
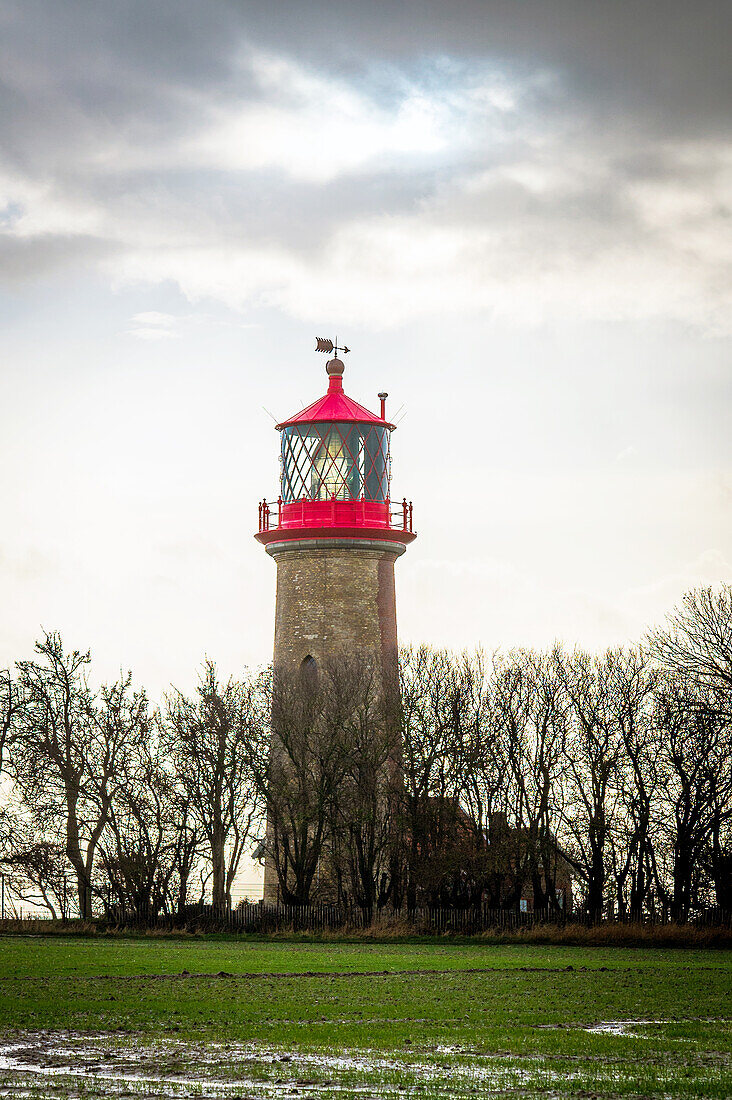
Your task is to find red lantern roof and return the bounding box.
[276,358,395,431]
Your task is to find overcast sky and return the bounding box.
[1,0,730,700]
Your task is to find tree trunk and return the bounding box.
[65,790,93,919]
[587,832,605,922]
[672,843,692,921]
[211,822,227,908]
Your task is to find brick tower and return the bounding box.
[256,343,415,902]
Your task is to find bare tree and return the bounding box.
[400,646,513,907]
[0,668,22,775]
[488,651,537,907]
[558,649,623,920]
[603,647,659,917]
[0,804,70,917]
[99,731,188,919]
[651,585,732,713]
[400,646,477,904]
[706,771,732,911]
[10,633,94,915]
[652,681,732,919]
[256,658,355,906]
[650,586,732,914]
[9,634,147,918]
[167,779,204,916]
[328,656,402,917]
[1,581,730,926]
[163,661,263,908]
[498,648,569,911]
[448,649,502,852]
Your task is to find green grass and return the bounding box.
[0,936,730,1098]
[2,933,731,978]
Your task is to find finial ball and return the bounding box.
[326,357,345,376]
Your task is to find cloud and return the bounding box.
[0,2,730,330]
[125,308,256,339]
[626,548,732,606]
[112,146,732,331]
[182,50,458,183]
[127,311,181,339]
[614,445,637,464]
[1,1,728,700]
[0,545,56,582]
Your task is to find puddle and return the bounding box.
[0,1028,720,1098]
[584,1019,655,1037]
[0,1031,549,1098]
[582,1018,682,1038]
[538,1016,714,1041]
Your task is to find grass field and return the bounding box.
[0,935,730,1098]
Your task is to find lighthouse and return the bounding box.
[256,342,415,903]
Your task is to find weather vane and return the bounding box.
[315,337,350,356]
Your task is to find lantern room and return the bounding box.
[256,353,415,546]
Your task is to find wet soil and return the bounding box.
[0,1031,544,1098]
[0,1025,729,1099]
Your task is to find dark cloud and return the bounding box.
[0,234,117,282]
[2,0,729,144]
[0,0,728,328]
[270,0,731,134]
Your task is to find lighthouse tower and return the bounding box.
[256,343,415,902]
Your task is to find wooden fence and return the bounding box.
[32,902,728,933]
[1,902,730,934]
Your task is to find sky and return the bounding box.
[1,0,731,702]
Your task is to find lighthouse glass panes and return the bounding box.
[281,423,390,503]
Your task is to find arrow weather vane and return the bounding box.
[315,337,350,356]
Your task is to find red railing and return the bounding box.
[396,498,414,533]
[258,497,414,535]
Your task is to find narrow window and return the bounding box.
[300,655,318,691]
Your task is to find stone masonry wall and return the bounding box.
[262,541,403,902]
[271,544,400,672]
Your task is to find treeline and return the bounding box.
[0,585,730,923]
[0,650,269,920]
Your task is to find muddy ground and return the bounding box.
[0,1025,729,1100]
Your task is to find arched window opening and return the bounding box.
[300,654,318,692]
